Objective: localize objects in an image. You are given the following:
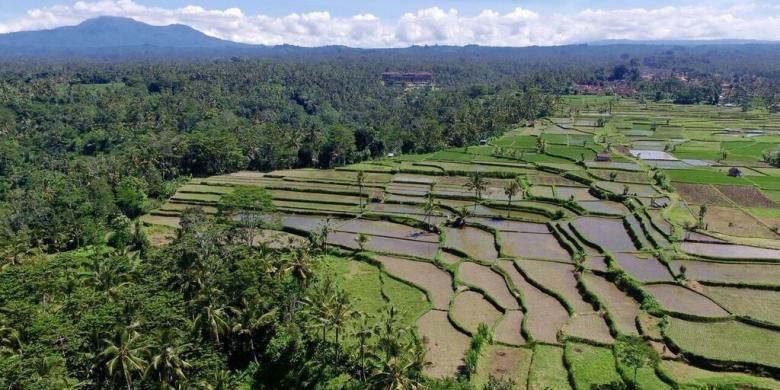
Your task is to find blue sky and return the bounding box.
[1,1,778,47]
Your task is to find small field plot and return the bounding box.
[666,318,780,369]
[672,183,732,206]
[564,342,622,389]
[417,310,470,378]
[578,200,630,216]
[469,217,550,233]
[716,185,778,208]
[322,257,384,316]
[444,227,498,260]
[382,275,430,325]
[528,345,572,390]
[494,311,526,346]
[589,169,651,183]
[328,232,439,258]
[571,216,637,252]
[702,286,780,325]
[450,290,502,334]
[613,253,674,282]
[659,360,780,390]
[473,346,533,389]
[562,313,614,345]
[581,273,641,336]
[279,214,334,232]
[680,242,780,260]
[501,232,571,261]
[530,174,586,187]
[375,255,453,310]
[270,190,363,205]
[141,215,181,228]
[701,206,777,239]
[645,284,729,318]
[457,262,519,310]
[671,260,780,286]
[597,182,659,197]
[516,259,594,313]
[555,186,599,201]
[497,260,570,343]
[336,219,437,242]
[665,169,750,186]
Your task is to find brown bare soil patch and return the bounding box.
[494,311,526,346]
[562,313,614,344]
[715,185,779,208]
[451,291,502,334]
[483,347,532,384]
[375,255,453,310]
[701,206,777,239]
[417,310,470,378]
[645,284,729,317]
[457,262,520,310]
[516,259,594,313]
[497,260,569,343]
[672,183,731,206]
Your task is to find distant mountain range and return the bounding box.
[0,16,777,60]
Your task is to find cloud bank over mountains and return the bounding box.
[1,0,779,47]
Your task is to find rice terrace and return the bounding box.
[142,96,780,389]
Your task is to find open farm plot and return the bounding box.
[516,259,593,313]
[701,286,780,325]
[323,258,384,316]
[279,214,334,232]
[660,360,780,389]
[529,345,572,390]
[565,342,622,389]
[328,231,439,258]
[578,200,629,216]
[672,183,732,206]
[141,215,181,228]
[680,242,780,260]
[562,313,614,344]
[586,161,642,171]
[715,185,779,208]
[581,273,641,335]
[473,346,532,388]
[273,200,358,213]
[664,169,750,185]
[382,275,431,324]
[438,251,463,265]
[336,219,437,242]
[584,256,608,272]
[375,255,453,310]
[700,206,778,239]
[366,203,427,216]
[497,260,570,343]
[672,260,780,285]
[268,168,393,184]
[625,214,652,249]
[469,217,549,233]
[457,262,519,310]
[529,174,585,187]
[494,311,526,346]
[571,216,637,252]
[417,310,470,378]
[597,181,660,197]
[177,184,234,194]
[613,253,674,282]
[451,290,502,334]
[666,318,780,369]
[501,232,571,261]
[589,169,651,183]
[444,227,499,260]
[645,284,729,317]
[171,192,221,203]
[159,202,217,214]
[270,190,363,205]
[555,186,598,201]
[529,185,554,198]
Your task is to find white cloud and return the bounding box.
[0,1,779,47]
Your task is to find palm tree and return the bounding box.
[146,328,191,390]
[503,180,521,218]
[284,248,316,288]
[231,299,277,364]
[192,301,233,345]
[355,233,370,252]
[0,324,21,356]
[465,171,488,209]
[328,289,355,363]
[356,170,366,210]
[422,191,439,228]
[353,313,376,381]
[98,329,148,390]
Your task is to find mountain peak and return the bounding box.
[0,16,249,49]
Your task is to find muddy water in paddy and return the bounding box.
[497,260,570,343]
[645,284,729,318]
[671,260,780,285]
[336,219,438,242]
[571,216,637,252]
[457,262,520,310]
[375,255,453,310]
[562,313,614,344]
[516,259,594,314]
[444,227,499,260]
[581,273,641,335]
[494,311,526,346]
[417,310,470,378]
[501,232,571,261]
[613,253,674,282]
[680,242,780,260]
[328,232,439,258]
[451,291,503,334]
[469,217,550,233]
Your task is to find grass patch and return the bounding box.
[564,342,623,389]
[659,360,780,390]
[529,345,572,390]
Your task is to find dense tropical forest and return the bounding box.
[1,45,780,389]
